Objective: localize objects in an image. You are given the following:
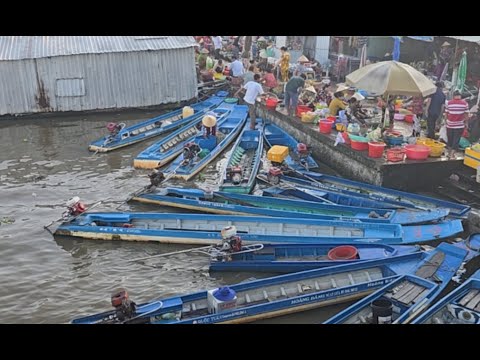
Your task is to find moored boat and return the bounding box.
[263,124,318,171]
[161,104,248,181]
[289,171,471,217]
[412,269,480,324]
[209,242,422,273]
[132,187,449,225]
[324,242,468,324]
[88,94,225,153]
[133,104,235,169]
[218,120,264,194]
[53,212,464,245]
[71,251,429,324]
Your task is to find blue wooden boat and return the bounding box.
[133,104,234,169]
[54,212,464,245]
[209,242,422,273]
[412,269,480,324]
[132,187,449,225]
[218,121,264,194]
[70,251,431,324]
[260,181,407,210]
[264,124,318,171]
[88,95,225,153]
[324,242,467,324]
[161,104,248,181]
[291,171,471,217]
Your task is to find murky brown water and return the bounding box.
[0,109,350,324]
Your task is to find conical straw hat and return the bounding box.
[336,83,349,92]
[305,86,317,94]
[202,115,217,127]
[297,55,309,63]
[441,41,451,47]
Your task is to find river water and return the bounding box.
[1,109,355,324]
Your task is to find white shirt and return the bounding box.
[213,36,223,50]
[243,81,264,105]
[230,60,245,77]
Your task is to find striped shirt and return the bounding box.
[445,99,469,129]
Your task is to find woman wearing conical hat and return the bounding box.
[294,55,309,77]
[202,112,217,137]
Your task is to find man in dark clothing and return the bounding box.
[425,81,446,139]
[284,74,306,116]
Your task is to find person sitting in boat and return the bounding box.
[148,164,166,188]
[181,142,202,166]
[220,225,242,253]
[202,112,217,137]
[106,122,125,137]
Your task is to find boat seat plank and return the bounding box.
[415,251,445,279]
[400,286,429,305]
[459,289,480,306]
[331,278,337,288]
[348,274,355,285]
[466,293,480,310]
[391,282,415,300]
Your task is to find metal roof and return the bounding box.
[445,36,480,44]
[0,36,197,61]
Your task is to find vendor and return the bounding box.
[299,86,317,108]
[345,97,369,125]
[344,87,357,101]
[275,46,291,82]
[294,55,310,76]
[328,91,347,117]
[262,67,278,92]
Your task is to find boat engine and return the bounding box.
[226,166,243,185]
[296,143,310,170]
[106,122,125,136]
[182,142,201,166]
[220,226,242,253]
[63,196,87,219]
[111,289,137,322]
[148,170,166,187]
[267,167,283,185]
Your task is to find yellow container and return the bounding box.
[267,145,289,164]
[428,142,446,157]
[301,112,316,123]
[336,123,346,132]
[182,106,194,119]
[464,147,480,170]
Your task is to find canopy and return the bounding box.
[346,61,437,97]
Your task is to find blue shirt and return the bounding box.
[428,88,446,117]
[230,60,244,77]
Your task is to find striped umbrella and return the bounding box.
[456,51,467,93]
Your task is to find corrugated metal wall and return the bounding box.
[314,36,330,66]
[0,47,197,115]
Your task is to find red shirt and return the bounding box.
[263,73,277,89]
[446,98,469,129]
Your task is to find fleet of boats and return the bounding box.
[47,92,479,324]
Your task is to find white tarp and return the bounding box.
[445,36,480,44]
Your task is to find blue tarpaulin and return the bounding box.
[407,36,434,42]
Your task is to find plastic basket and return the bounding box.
[386,147,406,162]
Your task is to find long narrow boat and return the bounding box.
[88,95,225,153]
[161,104,248,181]
[133,104,234,169]
[209,242,422,273]
[263,124,318,171]
[54,212,464,245]
[291,171,471,217]
[71,251,430,324]
[260,179,406,210]
[132,187,449,225]
[412,269,480,324]
[324,242,467,324]
[218,121,264,194]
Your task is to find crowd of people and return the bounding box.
[194,36,480,159]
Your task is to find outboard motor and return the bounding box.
[182,142,201,166]
[148,170,166,188]
[220,226,242,253]
[267,167,283,185]
[226,166,243,185]
[111,289,137,322]
[296,143,310,170]
[106,122,125,136]
[63,196,87,219]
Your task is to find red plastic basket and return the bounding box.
[386,147,406,162]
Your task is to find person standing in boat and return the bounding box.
[234,73,266,130]
[202,112,217,137]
